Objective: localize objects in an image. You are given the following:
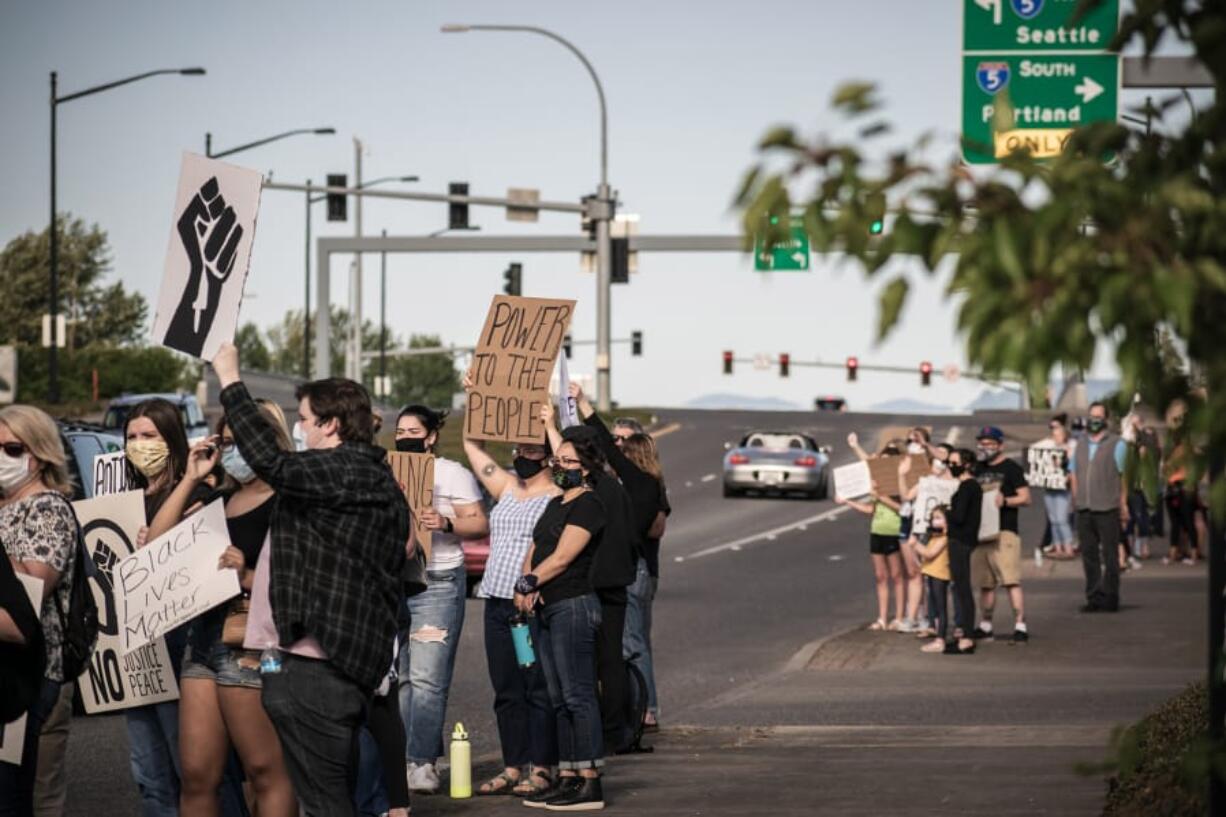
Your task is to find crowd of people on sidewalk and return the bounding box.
[839,400,1202,655]
[0,341,672,816]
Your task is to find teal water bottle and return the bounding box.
[510,612,536,668]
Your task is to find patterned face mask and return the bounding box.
[126,439,170,479]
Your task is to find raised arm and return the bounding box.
[847,432,871,462]
[541,401,563,455]
[460,368,514,497]
[147,438,220,540]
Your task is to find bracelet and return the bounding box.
[514,574,539,595]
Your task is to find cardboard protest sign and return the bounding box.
[152,153,263,361]
[115,499,240,654]
[833,461,872,500]
[1026,444,1070,491]
[0,574,42,766]
[389,452,435,561]
[979,488,1001,541]
[466,295,576,444]
[912,477,958,535]
[866,454,928,498]
[92,450,130,497]
[72,491,179,713]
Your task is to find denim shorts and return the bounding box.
[182,639,263,689]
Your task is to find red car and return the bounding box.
[463,536,490,597]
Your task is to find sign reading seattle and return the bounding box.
[962,0,1120,165]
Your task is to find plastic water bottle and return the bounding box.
[510,612,536,668]
[449,722,471,799]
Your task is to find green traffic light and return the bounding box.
[769,215,780,225]
[869,219,884,235]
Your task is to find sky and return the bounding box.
[0,1,1197,410]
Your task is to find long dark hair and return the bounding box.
[123,398,189,496]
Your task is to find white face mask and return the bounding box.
[0,450,33,494]
[932,459,947,475]
[907,442,926,455]
[292,422,309,452]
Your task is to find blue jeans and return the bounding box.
[398,566,466,765]
[125,700,182,817]
[0,678,60,817]
[483,598,558,768]
[1044,490,1074,546]
[622,558,659,715]
[538,593,604,770]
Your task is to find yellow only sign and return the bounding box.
[993,127,1074,159]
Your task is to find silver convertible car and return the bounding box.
[722,430,831,499]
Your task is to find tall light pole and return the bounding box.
[49,66,205,403]
[441,23,615,411]
[350,137,363,382]
[205,126,335,159]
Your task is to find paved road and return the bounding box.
[60,408,981,813]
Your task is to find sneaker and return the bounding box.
[526,777,580,809]
[407,762,440,795]
[1181,557,1196,566]
[894,618,917,634]
[1010,629,1029,644]
[544,776,605,811]
[971,626,993,639]
[1079,602,1102,613]
[1128,557,1143,570]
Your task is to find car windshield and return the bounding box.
[742,433,812,451]
[102,406,129,430]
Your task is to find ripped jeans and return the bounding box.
[398,566,467,766]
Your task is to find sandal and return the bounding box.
[868,618,887,631]
[512,768,553,797]
[477,770,520,796]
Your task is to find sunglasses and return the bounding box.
[550,456,582,468]
[1,442,27,458]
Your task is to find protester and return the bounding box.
[610,417,645,442]
[1070,402,1129,613]
[145,402,297,817]
[393,405,489,794]
[0,406,78,815]
[1121,409,1160,568]
[913,506,952,654]
[945,449,981,655]
[461,397,559,797]
[836,440,906,632]
[515,428,609,811]
[971,427,1029,644]
[212,342,410,817]
[0,548,45,743]
[1162,401,1199,565]
[1039,415,1077,560]
[901,443,957,637]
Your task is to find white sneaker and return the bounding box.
[1128,557,1143,570]
[407,762,440,794]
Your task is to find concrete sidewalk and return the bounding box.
[424,558,1207,816]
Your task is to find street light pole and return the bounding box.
[48,66,205,404]
[380,228,387,396]
[441,23,614,410]
[206,127,336,160]
[351,137,364,382]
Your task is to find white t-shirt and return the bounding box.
[428,457,483,571]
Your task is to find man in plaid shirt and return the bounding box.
[212,342,409,816]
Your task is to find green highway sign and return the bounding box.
[754,222,810,272]
[964,0,1119,52]
[962,53,1119,164]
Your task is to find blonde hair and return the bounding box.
[0,405,74,495]
[218,399,294,452]
[621,433,663,481]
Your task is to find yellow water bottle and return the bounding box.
[449,722,471,799]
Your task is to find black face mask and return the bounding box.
[1087,418,1106,434]
[949,462,966,477]
[395,438,428,454]
[513,456,546,479]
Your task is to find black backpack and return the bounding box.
[47,494,99,680]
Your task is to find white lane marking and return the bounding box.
[828,554,845,562]
[700,473,718,483]
[677,505,851,562]
[649,422,682,439]
[685,481,694,488]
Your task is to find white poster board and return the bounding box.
[555,354,580,430]
[115,499,240,654]
[912,477,958,535]
[0,574,43,766]
[73,491,179,713]
[152,153,263,361]
[833,461,872,500]
[1026,443,1070,491]
[92,450,131,497]
[979,489,1001,542]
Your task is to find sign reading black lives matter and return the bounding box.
[467,295,576,445]
[116,499,240,654]
[72,491,179,713]
[152,153,262,361]
[1026,443,1070,491]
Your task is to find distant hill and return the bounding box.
[685,393,803,411]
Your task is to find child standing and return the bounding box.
[913,506,952,653]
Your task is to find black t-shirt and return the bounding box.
[975,457,1026,534]
[587,473,637,590]
[643,482,671,579]
[532,491,606,605]
[189,494,274,653]
[949,478,983,546]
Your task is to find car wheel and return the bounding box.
[723,485,739,498]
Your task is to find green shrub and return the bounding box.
[15,344,189,404]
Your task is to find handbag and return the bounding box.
[221,596,251,648]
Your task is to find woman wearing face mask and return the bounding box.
[900,444,957,636]
[1039,415,1077,560]
[514,429,609,811]
[0,406,79,815]
[945,449,982,655]
[392,405,490,794]
[836,442,906,632]
[460,377,561,796]
[145,400,296,817]
[913,506,953,653]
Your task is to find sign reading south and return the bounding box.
[961,53,1119,164]
[964,0,1120,52]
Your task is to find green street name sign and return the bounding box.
[962,0,1120,165]
[964,0,1119,52]
[754,222,809,272]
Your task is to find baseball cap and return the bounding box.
[976,426,1004,443]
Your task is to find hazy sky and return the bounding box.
[0,1,1190,410]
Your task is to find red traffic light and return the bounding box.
[920,361,932,374]
[920,360,932,386]
[723,350,734,375]
[779,353,790,377]
[846,356,858,382]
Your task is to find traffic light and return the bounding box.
[503,262,522,296]
[611,237,630,284]
[631,331,642,356]
[779,353,790,378]
[920,360,933,387]
[449,182,469,230]
[846,356,859,381]
[869,218,884,235]
[326,174,347,222]
[723,350,733,375]
[563,334,573,359]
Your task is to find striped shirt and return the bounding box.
[480,489,554,599]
